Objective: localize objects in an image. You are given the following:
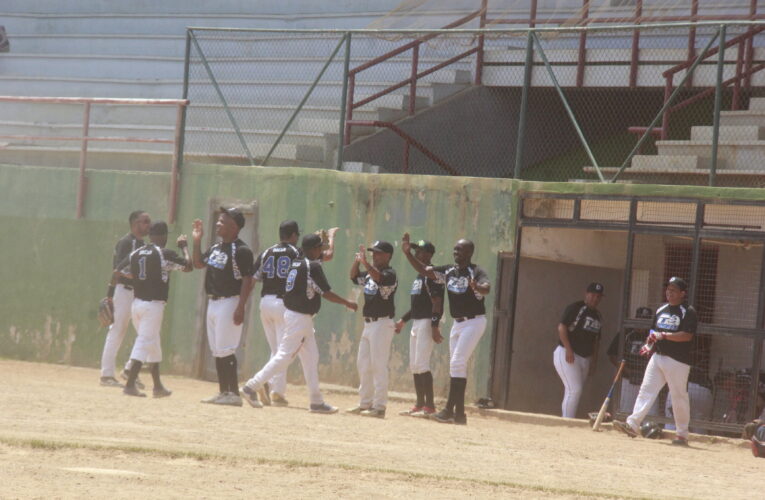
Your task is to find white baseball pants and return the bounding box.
[245,310,324,405]
[409,318,435,374]
[619,379,659,415]
[553,345,591,418]
[357,318,395,410]
[206,296,243,358]
[129,299,165,364]
[100,284,135,377]
[627,354,691,439]
[449,316,487,378]
[664,382,713,435]
[259,295,288,396]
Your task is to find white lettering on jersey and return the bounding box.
[582,316,601,333]
[656,313,681,331]
[207,248,228,270]
[411,278,423,295]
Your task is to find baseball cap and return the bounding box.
[666,276,688,291]
[220,206,245,229]
[586,282,605,295]
[149,221,168,236]
[411,239,436,254]
[301,233,323,250]
[367,240,394,255]
[635,307,653,319]
[279,220,299,239]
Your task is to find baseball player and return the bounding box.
[117,221,192,397]
[346,240,398,418]
[614,277,697,446]
[250,222,339,406]
[394,239,444,417]
[192,207,255,407]
[99,210,151,388]
[607,307,659,415]
[241,233,357,412]
[554,283,604,418]
[401,234,491,425]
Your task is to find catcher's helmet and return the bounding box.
[751,424,765,458]
[640,421,663,439]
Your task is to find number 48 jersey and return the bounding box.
[253,243,301,298]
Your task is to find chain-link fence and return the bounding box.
[184,21,765,186]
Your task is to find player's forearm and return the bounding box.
[399,310,412,323]
[349,260,361,280]
[474,282,490,295]
[192,239,205,269]
[237,276,254,309]
[181,246,193,272]
[323,290,353,308]
[403,250,437,280]
[362,261,382,283]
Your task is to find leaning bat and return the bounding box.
[592,359,626,431]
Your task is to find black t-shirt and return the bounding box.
[113,233,143,287]
[253,242,301,298]
[607,328,650,385]
[559,301,602,358]
[352,268,397,318]
[124,244,188,302]
[284,257,332,315]
[431,264,489,318]
[653,302,697,365]
[409,274,445,320]
[203,239,254,297]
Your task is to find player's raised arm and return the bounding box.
[177,234,193,272]
[401,233,437,281]
[322,290,357,311]
[321,227,339,262]
[358,244,383,283]
[350,245,363,281]
[191,219,206,269]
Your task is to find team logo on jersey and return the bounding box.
[627,339,643,356]
[656,313,680,331]
[582,316,601,333]
[207,248,228,270]
[410,278,423,295]
[364,277,379,296]
[447,275,469,294]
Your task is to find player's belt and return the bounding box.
[264,293,284,299]
[120,284,133,291]
[454,315,478,323]
[208,294,238,301]
[364,315,393,323]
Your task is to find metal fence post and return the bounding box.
[513,31,534,179]
[336,32,352,170]
[178,29,192,173]
[75,102,91,219]
[710,24,727,187]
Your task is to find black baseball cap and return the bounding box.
[220,206,245,229]
[367,240,394,255]
[149,221,168,236]
[666,276,688,291]
[302,233,323,250]
[411,239,436,254]
[635,307,653,319]
[279,220,299,239]
[587,282,605,295]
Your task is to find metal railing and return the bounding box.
[0,96,188,222]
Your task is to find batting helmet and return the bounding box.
[751,424,765,458]
[640,421,663,439]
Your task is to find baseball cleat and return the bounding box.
[152,387,173,398]
[214,392,243,407]
[432,409,455,424]
[613,420,638,438]
[671,437,689,447]
[345,405,371,415]
[240,386,263,409]
[201,392,223,404]
[360,408,386,419]
[123,386,146,398]
[100,376,123,388]
[411,407,436,418]
[256,385,271,406]
[309,403,339,414]
[399,406,422,416]
[121,369,145,390]
[270,392,289,407]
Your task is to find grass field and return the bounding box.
[0,360,758,499]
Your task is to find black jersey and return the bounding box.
[113,233,143,287]
[607,328,650,385]
[431,264,489,319]
[125,245,188,302]
[653,302,697,365]
[284,257,332,315]
[408,274,444,320]
[203,239,254,297]
[253,242,301,297]
[559,301,602,358]
[353,268,397,318]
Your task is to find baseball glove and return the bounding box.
[98,297,114,327]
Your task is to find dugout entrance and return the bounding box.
[490,194,765,434]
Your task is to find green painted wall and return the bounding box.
[2,162,765,399]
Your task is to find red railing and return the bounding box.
[0,96,188,222]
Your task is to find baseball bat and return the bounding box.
[592,359,626,431]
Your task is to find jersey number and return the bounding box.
[263,255,291,279]
[285,269,298,292]
[138,257,147,280]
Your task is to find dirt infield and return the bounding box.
[0,360,757,499]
